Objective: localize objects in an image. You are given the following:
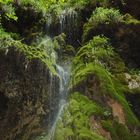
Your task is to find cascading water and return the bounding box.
[59,8,79,45]
[45,8,80,45]
[37,36,71,140]
[59,8,78,30]
[38,8,78,140]
[39,62,70,140]
[47,64,70,140]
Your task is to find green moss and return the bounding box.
[20,0,65,14]
[54,92,107,140]
[102,120,140,140]
[0,28,57,75]
[72,63,139,127]
[0,0,17,21]
[122,14,140,25]
[71,36,125,87]
[0,0,109,20]
[65,0,109,9]
[53,33,66,50]
[87,7,122,25]
[83,7,140,42]
[83,7,122,41]
[53,33,75,62]
[70,35,140,127]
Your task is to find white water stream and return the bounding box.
[59,8,79,44]
[40,63,70,140]
[38,8,78,140]
[47,64,70,140]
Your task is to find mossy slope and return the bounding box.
[53,36,140,140]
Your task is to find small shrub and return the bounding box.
[0,0,17,21]
[83,7,122,42]
[89,7,122,24]
[122,14,140,24]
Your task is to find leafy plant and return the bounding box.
[89,7,122,24]
[0,0,17,21]
[65,0,109,9]
[20,0,66,14]
[122,13,140,24]
[0,27,57,75]
[70,35,139,128]
[83,7,122,41]
[71,36,119,85]
[54,92,107,140]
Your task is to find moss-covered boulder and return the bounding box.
[54,35,140,140]
[0,28,60,140]
[82,7,140,68]
[54,92,109,140]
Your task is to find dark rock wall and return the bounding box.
[0,47,59,140]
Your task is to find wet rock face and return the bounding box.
[83,23,140,68]
[121,0,140,19]
[0,47,59,140]
[0,92,9,119]
[126,94,140,120]
[1,5,43,44]
[110,0,140,19]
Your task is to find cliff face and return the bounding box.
[0,1,140,140]
[0,47,59,140]
[53,36,140,140]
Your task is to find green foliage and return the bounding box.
[20,0,109,14]
[83,7,122,41]
[89,7,122,24]
[0,0,110,19]
[20,0,67,15]
[71,35,125,87]
[53,33,75,62]
[70,35,139,127]
[65,0,109,9]
[102,120,140,140]
[54,92,107,140]
[0,1,140,140]
[0,0,17,21]
[83,7,140,42]
[0,0,13,5]
[0,27,57,75]
[122,14,140,25]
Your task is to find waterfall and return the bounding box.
[45,8,80,45]
[46,65,69,140]
[47,64,70,140]
[45,14,53,37]
[44,9,77,138]
[37,9,76,140]
[59,8,78,31]
[38,63,70,140]
[59,8,79,45]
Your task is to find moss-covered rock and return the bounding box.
[82,7,140,68]
[0,27,63,140]
[54,92,108,140]
[53,33,75,62]
[70,36,126,87]
[0,27,57,75]
[67,35,140,140]
[102,120,140,140]
[0,46,60,140]
[0,1,140,140]
[54,89,140,139]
